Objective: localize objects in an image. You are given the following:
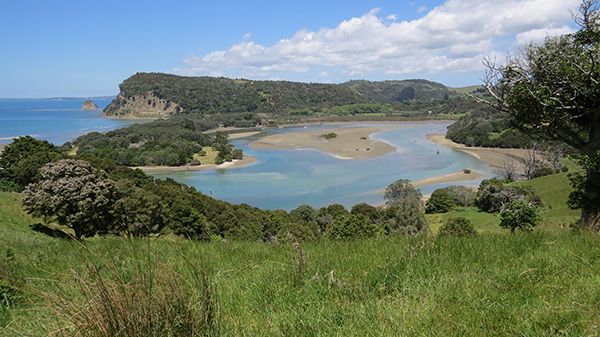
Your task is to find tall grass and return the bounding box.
[1,232,599,336]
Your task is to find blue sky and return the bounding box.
[0,0,581,98]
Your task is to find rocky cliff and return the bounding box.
[82,100,99,110]
[103,93,180,118]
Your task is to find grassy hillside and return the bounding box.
[1,227,599,336]
[1,171,599,336]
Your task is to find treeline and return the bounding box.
[0,136,429,241]
[446,107,535,148]
[103,73,489,121]
[71,116,243,166]
[1,136,553,241]
[105,73,370,117]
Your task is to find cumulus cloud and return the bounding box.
[172,0,580,84]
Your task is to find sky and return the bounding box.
[0,0,582,98]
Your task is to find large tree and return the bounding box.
[483,1,600,231]
[21,159,118,240]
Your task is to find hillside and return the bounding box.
[103,73,478,119]
[104,73,370,118]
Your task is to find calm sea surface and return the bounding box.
[0,99,493,210]
[0,99,139,145]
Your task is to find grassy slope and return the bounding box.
[1,172,599,336]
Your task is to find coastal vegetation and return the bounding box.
[103,72,488,123]
[1,2,600,335]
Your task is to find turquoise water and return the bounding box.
[152,123,494,210]
[0,99,493,210]
[0,99,140,145]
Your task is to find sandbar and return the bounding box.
[411,170,483,188]
[137,155,256,173]
[426,133,525,168]
[249,126,407,159]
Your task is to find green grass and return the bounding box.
[194,146,220,165]
[0,170,598,336]
[1,232,599,336]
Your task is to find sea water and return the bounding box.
[0,99,140,145]
[0,99,493,210]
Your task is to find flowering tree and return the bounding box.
[22,159,118,240]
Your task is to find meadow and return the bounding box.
[1,169,599,336]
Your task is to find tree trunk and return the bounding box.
[581,207,600,233]
[580,157,600,233]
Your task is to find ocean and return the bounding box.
[0,98,139,145]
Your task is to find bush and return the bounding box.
[438,217,477,237]
[499,201,542,233]
[425,190,456,214]
[532,166,555,179]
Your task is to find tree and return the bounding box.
[494,159,520,182]
[384,179,422,207]
[499,201,542,234]
[438,217,477,237]
[325,214,379,239]
[21,159,118,240]
[0,136,60,189]
[425,189,456,214]
[482,1,600,231]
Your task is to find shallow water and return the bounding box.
[151,123,493,210]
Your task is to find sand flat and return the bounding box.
[411,170,483,188]
[137,155,256,173]
[426,133,525,168]
[249,126,407,159]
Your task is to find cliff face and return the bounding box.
[82,100,99,110]
[103,93,180,118]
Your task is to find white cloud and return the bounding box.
[172,0,581,85]
[243,33,252,41]
[417,6,427,14]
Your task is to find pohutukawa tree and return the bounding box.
[483,1,600,232]
[22,159,118,240]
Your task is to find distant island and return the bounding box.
[81,100,99,110]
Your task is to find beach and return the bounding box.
[137,155,256,173]
[249,126,407,159]
[426,133,525,168]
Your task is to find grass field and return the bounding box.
[1,171,599,336]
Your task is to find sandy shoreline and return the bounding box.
[426,133,525,168]
[249,126,408,160]
[411,170,484,188]
[137,155,256,173]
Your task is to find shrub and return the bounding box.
[499,201,542,233]
[425,190,456,214]
[532,166,555,179]
[438,217,477,237]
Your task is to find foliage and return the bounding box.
[476,178,544,213]
[325,214,379,239]
[437,217,477,237]
[445,108,534,148]
[499,201,542,233]
[425,189,456,214]
[383,179,422,207]
[21,159,119,240]
[72,116,242,166]
[483,1,600,230]
[0,136,62,191]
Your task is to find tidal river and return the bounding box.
[151,122,494,210]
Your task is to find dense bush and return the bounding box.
[425,190,456,214]
[438,217,477,237]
